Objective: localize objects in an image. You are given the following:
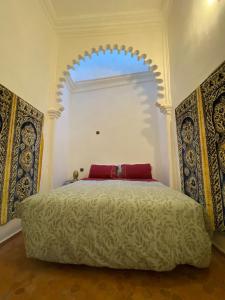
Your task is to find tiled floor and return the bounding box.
[0,233,225,300]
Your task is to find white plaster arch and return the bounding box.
[53,44,165,115]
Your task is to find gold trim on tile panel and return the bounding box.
[1,95,17,224]
[197,87,215,230]
[37,133,44,192]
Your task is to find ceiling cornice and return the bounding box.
[162,0,174,20]
[66,71,155,93]
[40,0,164,36]
[40,0,57,27]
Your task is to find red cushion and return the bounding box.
[121,164,152,179]
[89,164,117,179]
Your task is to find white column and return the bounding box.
[156,101,176,188]
[44,108,61,191]
[164,107,175,188]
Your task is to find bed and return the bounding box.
[17,178,212,271]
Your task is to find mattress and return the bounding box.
[17,180,212,271]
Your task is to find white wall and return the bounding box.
[52,83,72,187]
[168,0,225,251]
[0,0,59,191]
[169,0,225,109]
[0,0,58,241]
[56,23,168,111]
[54,20,170,182]
[67,74,169,184]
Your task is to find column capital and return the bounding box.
[156,100,173,115]
[47,105,64,119]
[47,108,61,119]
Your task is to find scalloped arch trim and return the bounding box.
[55,44,164,113]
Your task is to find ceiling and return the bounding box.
[49,0,165,18]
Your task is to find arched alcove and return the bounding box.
[54,44,165,113]
[51,44,170,188]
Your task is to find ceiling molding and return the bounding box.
[39,0,57,27]
[162,0,174,20]
[40,0,163,36]
[66,71,155,93]
[55,21,162,38]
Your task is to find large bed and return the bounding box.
[18,179,212,271]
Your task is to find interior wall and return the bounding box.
[52,20,171,184]
[56,24,167,106]
[0,0,58,242]
[168,0,225,109]
[67,75,169,184]
[168,0,225,251]
[52,83,72,188]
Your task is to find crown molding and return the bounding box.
[39,0,57,27]
[66,71,155,93]
[55,20,162,38]
[40,1,163,36]
[162,0,174,20]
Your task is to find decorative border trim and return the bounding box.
[196,87,215,230]
[1,95,17,224]
[37,134,44,192]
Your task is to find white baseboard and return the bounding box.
[213,231,225,255]
[0,218,21,244]
[213,241,225,255]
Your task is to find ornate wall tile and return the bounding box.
[0,84,14,223]
[200,61,225,231]
[176,61,225,232]
[0,84,44,224]
[175,91,205,206]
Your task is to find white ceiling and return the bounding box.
[49,0,165,18]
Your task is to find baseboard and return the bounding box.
[213,241,225,255]
[213,231,225,255]
[0,229,21,247]
[0,218,21,244]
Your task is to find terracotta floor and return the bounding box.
[0,234,225,300]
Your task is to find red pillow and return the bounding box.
[121,164,152,179]
[88,164,117,179]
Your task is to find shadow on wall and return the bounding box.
[129,74,169,184]
[65,72,169,185]
[54,45,169,186]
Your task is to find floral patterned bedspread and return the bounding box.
[18,180,212,271]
